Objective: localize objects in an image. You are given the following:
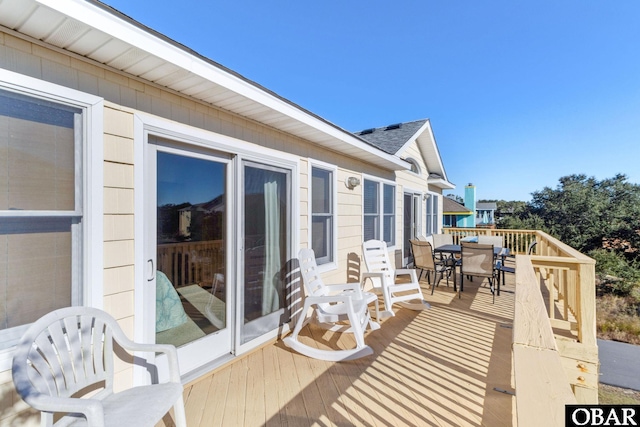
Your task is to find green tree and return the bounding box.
[528,174,640,257]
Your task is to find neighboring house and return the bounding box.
[476,202,497,227]
[0,0,455,423]
[443,196,474,228]
[442,184,496,228]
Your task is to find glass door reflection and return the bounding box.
[155,151,227,347]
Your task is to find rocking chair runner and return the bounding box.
[283,248,379,361]
[12,306,186,427]
[361,239,431,316]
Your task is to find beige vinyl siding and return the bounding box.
[102,106,136,394]
[0,20,473,425]
[0,30,397,424]
[394,140,444,259]
[396,143,429,191]
[299,159,309,249]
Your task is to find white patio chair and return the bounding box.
[361,239,431,316]
[12,307,186,427]
[284,248,379,361]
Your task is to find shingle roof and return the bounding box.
[443,197,473,214]
[355,119,428,155]
[476,202,497,210]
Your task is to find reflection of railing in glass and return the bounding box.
[157,240,224,289]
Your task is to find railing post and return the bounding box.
[577,262,597,348]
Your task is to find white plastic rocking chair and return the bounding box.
[283,248,379,361]
[12,306,187,427]
[362,239,431,316]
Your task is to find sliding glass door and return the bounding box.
[403,192,421,266]
[145,135,295,373]
[147,137,232,375]
[241,161,291,345]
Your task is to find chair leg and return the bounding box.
[490,278,495,304]
[174,395,187,427]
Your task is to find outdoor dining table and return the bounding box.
[434,244,510,296]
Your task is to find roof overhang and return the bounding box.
[0,0,409,171]
[427,177,455,190]
[443,211,473,216]
[392,119,455,189]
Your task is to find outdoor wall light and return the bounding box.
[345,176,361,189]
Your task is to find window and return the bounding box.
[0,80,99,353]
[364,178,395,245]
[310,165,335,265]
[405,158,421,175]
[444,214,456,228]
[426,193,439,234]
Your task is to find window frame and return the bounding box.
[363,176,396,247]
[308,160,337,270]
[425,191,440,235]
[0,69,103,371]
[405,157,421,175]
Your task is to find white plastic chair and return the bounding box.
[362,239,431,316]
[12,307,187,427]
[284,248,379,361]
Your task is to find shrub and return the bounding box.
[590,249,640,299]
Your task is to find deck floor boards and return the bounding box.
[158,263,517,427]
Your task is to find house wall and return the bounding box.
[395,142,445,262]
[0,30,398,424]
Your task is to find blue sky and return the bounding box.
[103,0,640,201]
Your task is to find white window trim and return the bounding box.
[362,175,397,249]
[405,157,422,176]
[425,190,440,235]
[403,187,423,239]
[308,160,338,272]
[0,69,104,372]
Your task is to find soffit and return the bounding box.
[0,0,408,171]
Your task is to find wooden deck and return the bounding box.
[160,267,516,427]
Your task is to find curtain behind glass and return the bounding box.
[262,181,280,315]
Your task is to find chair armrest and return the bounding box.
[111,335,181,384]
[27,395,105,427]
[306,294,356,306]
[395,269,419,281]
[361,272,385,290]
[361,272,384,281]
[324,283,364,298]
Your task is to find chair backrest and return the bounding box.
[410,239,436,271]
[12,307,121,404]
[432,234,453,248]
[418,234,434,247]
[298,248,327,297]
[461,243,494,277]
[362,240,395,284]
[528,240,537,254]
[477,235,503,248]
